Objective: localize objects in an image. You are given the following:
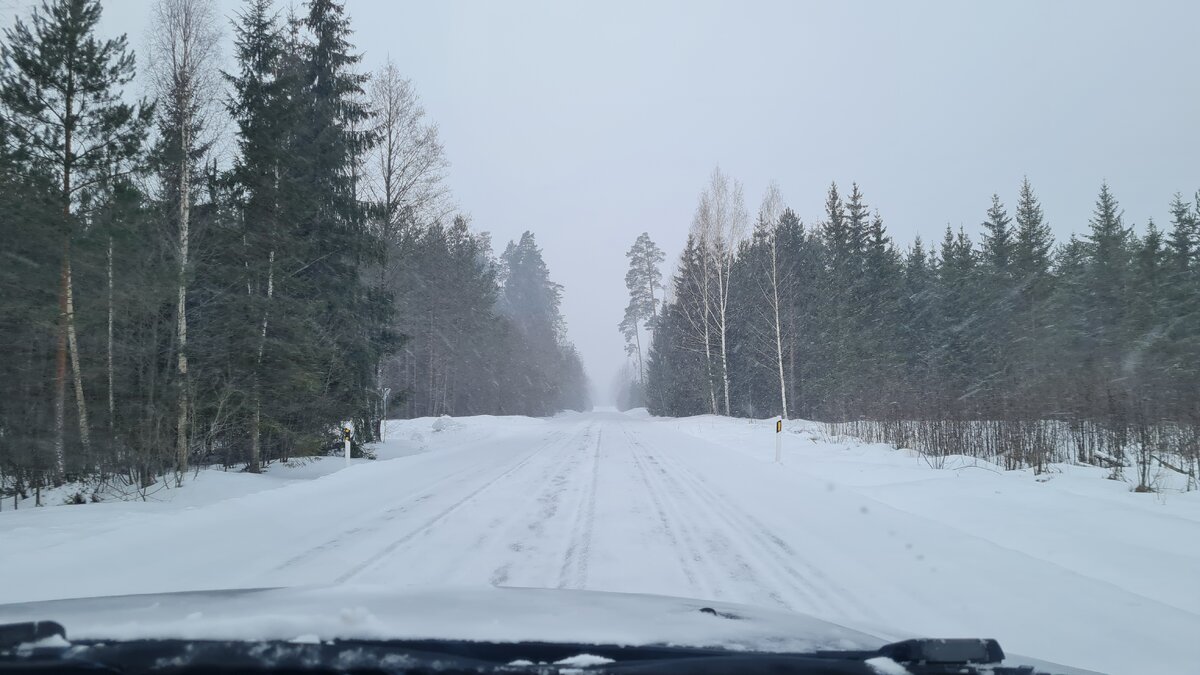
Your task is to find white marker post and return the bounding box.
[775,419,782,463]
[343,427,352,462]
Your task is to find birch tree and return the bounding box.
[368,58,449,244]
[692,167,747,415]
[753,182,791,419]
[366,58,447,429]
[680,215,719,414]
[148,0,220,481]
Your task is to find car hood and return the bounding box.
[0,585,1098,674]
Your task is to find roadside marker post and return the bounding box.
[775,419,782,463]
[343,427,352,461]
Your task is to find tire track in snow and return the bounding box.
[332,424,588,583]
[642,434,880,622]
[623,424,724,601]
[556,427,602,589]
[640,445,796,610]
[643,448,825,612]
[621,427,704,595]
[485,424,599,586]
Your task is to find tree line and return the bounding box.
[640,168,1200,490]
[0,0,587,507]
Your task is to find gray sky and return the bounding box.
[9,0,1199,404]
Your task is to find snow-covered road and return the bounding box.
[3,410,1199,674]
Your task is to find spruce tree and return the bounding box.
[1013,178,1054,298]
[820,182,847,268]
[934,226,980,412]
[859,211,903,412]
[1166,193,1194,272]
[500,232,570,415]
[1010,178,1056,412]
[976,194,1017,409]
[1161,193,1200,415]
[294,0,393,443]
[981,194,1013,274]
[1081,182,1132,364]
[648,237,710,416]
[0,114,61,490]
[899,237,937,413]
[1129,220,1167,340]
[224,0,292,470]
[844,183,870,263]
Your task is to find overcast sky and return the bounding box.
[8,0,1199,404]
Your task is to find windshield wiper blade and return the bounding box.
[0,624,1054,674]
[0,621,66,650]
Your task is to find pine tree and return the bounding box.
[0,0,152,476]
[619,233,665,386]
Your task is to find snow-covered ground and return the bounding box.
[2,410,1198,674]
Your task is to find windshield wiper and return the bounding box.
[0,621,66,650]
[0,621,1054,674]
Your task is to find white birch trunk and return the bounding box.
[151,0,218,477]
[700,247,718,415]
[769,234,788,419]
[65,259,90,453]
[175,124,191,479]
[715,251,732,417]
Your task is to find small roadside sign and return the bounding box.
[774,419,783,463]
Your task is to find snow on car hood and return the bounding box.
[0,585,878,653]
[0,585,1098,673]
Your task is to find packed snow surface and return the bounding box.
[2,410,1198,674]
